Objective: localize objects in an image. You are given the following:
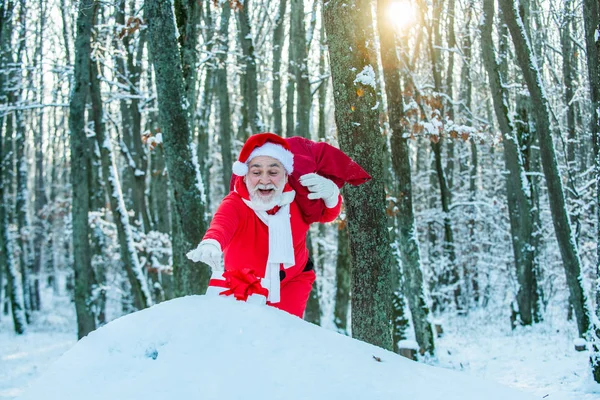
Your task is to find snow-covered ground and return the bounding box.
[1,289,600,399]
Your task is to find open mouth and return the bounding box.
[258,189,274,196]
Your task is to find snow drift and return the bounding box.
[17,295,537,400]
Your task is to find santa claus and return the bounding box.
[187,133,368,318]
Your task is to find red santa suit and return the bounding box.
[203,176,341,318]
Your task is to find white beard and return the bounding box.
[246,182,285,211]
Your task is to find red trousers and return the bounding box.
[268,270,316,318]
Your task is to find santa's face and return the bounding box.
[245,156,287,207]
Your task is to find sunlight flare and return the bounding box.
[386,0,416,31]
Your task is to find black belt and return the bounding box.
[279,257,314,281]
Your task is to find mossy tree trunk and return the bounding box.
[145,0,210,296]
[323,0,393,351]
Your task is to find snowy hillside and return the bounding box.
[14,296,539,400]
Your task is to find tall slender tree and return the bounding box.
[235,0,262,138]
[32,0,48,312]
[560,0,581,242]
[90,56,152,311]
[290,0,310,138]
[14,0,32,323]
[69,0,99,338]
[197,3,216,210]
[174,0,201,116]
[0,0,25,334]
[272,0,287,135]
[583,0,600,383]
[378,0,435,356]
[216,2,233,190]
[333,219,350,334]
[418,0,459,308]
[115,1,151,231]
[1,124,25,334]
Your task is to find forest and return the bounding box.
[1,0,600,389]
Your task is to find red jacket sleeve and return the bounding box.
[319,195,342,223]
[203,195,242,250]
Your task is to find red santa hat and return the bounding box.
[232,133,294,176]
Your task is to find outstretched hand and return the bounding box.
[186,239,223,271]
[299,173,340,208]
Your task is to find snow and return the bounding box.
[353,65,376,89]
[2,291,600,400]
[189,143,207,205]
[7,295,537,400]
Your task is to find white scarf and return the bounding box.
[242,190,296,303]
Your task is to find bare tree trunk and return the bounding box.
[14,2,32,322]
[304,234,321,325]
[291,0,310,138]
[420,0,459,308]
[0,134,25,333]
[445,0,456,191]
[216,2,233,190]
[0,0,14,324]
[482,0,538,327]
[272,0,287,135]
[318,19,327,141]
[70,0,98,338]
[174,0,201,115]
[59,0,71,65]
[334,220,350,334]
[499,0,591,337]
[90,56,152,311]
[197,3,216,210]
[323,0,393,351]
[145,0,210,296]
[561,0,581,242]
[235,0,262,139]
[0,0,25,333]
[144,67,171,239]
[286,31,295,138]
[582,0,600,383]
[306,17,330,325]
[31,0,48,312]
[378,0,435,356]
[460,1,479,306]
[116,1,151,232]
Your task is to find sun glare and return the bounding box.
[386,0,416,31]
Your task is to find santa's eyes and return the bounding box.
[251,170,281,176]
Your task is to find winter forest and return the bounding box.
[1,0,600,396]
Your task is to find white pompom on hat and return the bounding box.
[232,133,294,176]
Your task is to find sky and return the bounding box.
[2,292,600,400]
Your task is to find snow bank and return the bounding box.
[18,296,537,400]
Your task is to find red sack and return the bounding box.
[285,137,371,223]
